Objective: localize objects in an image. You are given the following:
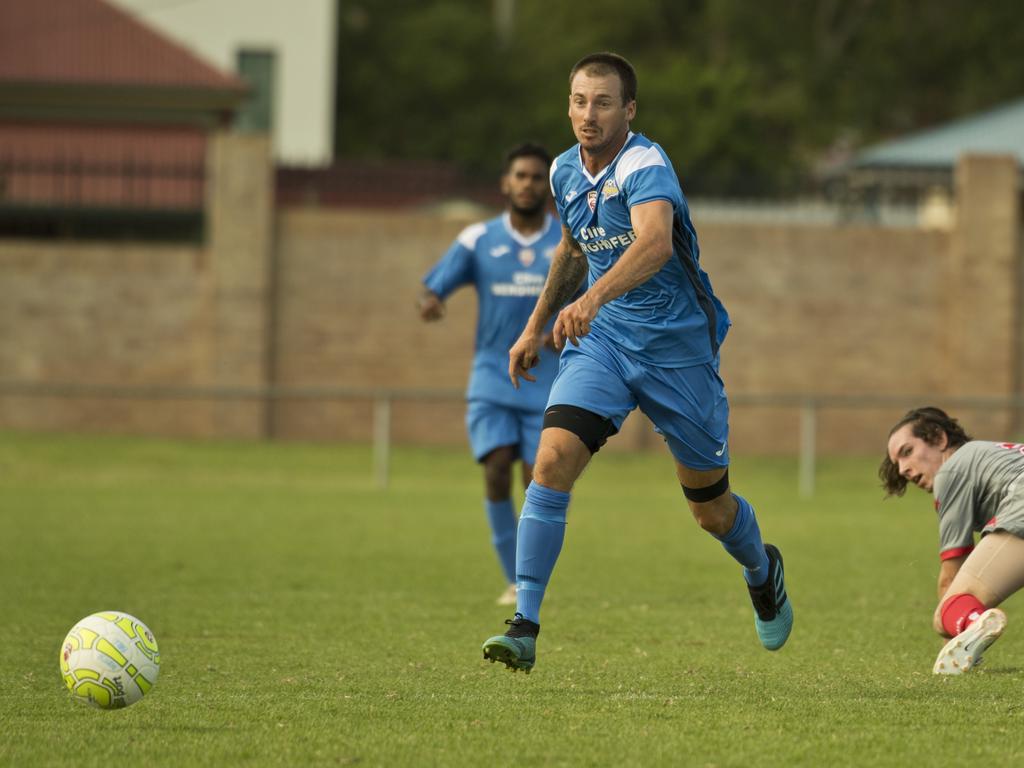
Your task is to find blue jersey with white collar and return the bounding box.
[423,212,562,410]
[550,132,730,366]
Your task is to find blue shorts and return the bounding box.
[466,400,544,465]
[546,335,730,469]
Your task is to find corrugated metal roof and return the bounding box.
[855,98,1024,168]
[0,0,245,91]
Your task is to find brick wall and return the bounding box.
[266,209,959,455]
[0,239,214,435]
[0,130,273,439]
[1,153,1021,455]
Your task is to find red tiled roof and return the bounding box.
[0,0,244,91]
[0,122,205,163]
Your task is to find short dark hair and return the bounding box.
[569,52,637,105]
[502,142,552,173]
[879,406,973,497]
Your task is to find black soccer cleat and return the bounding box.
[747,543,793,651]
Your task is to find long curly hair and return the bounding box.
[879,407,972,497]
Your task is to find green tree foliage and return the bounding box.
[335,0,1024,195]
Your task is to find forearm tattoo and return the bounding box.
[541,246,587,315]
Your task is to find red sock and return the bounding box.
[940,593,986,636]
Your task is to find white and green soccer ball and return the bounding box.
[60,611,160,710]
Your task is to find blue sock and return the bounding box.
[714,494,770,586]
[515,481,570,624]
[484,499,517,584]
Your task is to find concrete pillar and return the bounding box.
[945,154,1021,429]
[202,131,274,438]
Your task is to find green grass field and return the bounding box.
[2,430,1023,766]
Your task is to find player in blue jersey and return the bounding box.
[481,53,792,672]
[419,143,563,606]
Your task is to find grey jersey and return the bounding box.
[933,441,1024,559]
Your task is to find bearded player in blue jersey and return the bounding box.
[419,143,563,606]
[481,53,793,672]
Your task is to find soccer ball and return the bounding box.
[60,611,160,709]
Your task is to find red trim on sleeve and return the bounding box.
[940,546,974,561]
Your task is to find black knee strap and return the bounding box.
[682,469,730,503]
[543,405,617,454]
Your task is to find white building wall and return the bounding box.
[109,0,336,166]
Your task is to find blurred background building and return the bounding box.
[1,0,1023,468]
[107,0,336,167]
[0,0,246,241]
[833,96,1024,229]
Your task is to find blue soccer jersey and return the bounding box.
[423,212,562,411]
[550,132,730,366]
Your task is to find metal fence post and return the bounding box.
[373,394,392,490]
[798,400,817,498]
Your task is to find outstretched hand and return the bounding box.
[417,292,445,321]
[508,331,542,389]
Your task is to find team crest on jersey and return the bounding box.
[601,178,619,201]
[518,248,535,267]
[587,190,598,212]
[490,245,510,258]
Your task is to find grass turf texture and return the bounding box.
[2,431,1023,767]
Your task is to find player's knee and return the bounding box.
[531,443,571,486]
[484,470,511,499]
[681,471,732,535]
[531,440,589,491]
[688,495,733,536]
[484,457,513,483]
[482,447,515,495]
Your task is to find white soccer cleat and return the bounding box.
[495,584,517,606]
[933,608,1007,675]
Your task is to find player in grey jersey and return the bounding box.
[881,406,1024,674]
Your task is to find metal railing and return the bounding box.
[689,197,923,228]
[2,380,1023,495]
